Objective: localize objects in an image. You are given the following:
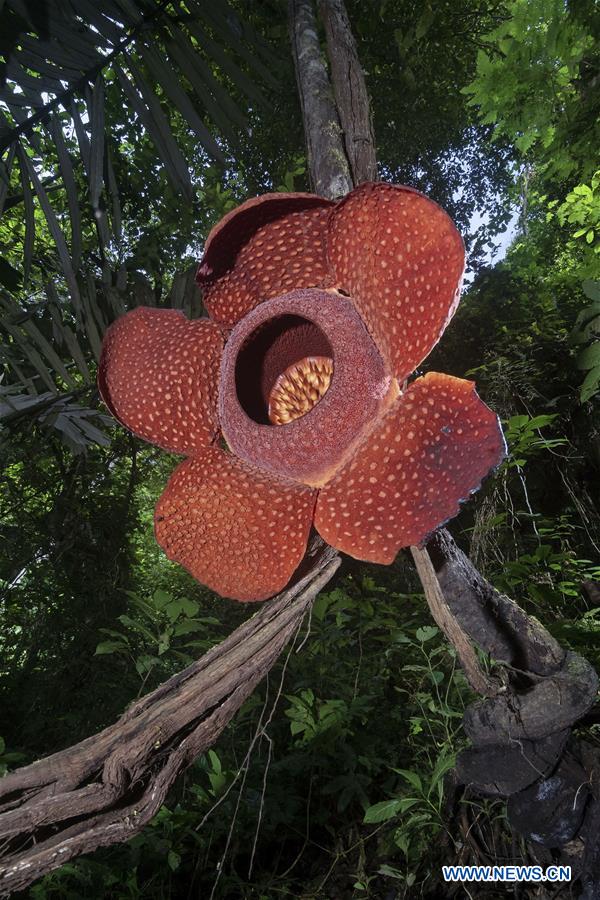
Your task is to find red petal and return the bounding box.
[98,308,224,454]
[197,192,334,327]
[327,183,465,382]
[314,373,505,562]
[155,448,317,601]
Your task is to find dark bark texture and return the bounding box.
[318,0,377,185]
[289,0,352,199]
[429,528,600,891]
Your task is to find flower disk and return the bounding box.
[268,355,334,425]
[218,289,397,486]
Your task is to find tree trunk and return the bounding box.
[289,0,352,198]
[318,0,377,185]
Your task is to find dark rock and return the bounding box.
[456,730,570,796]
[507,755,589,848]
[463,652,599,745]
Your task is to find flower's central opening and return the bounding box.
[235,314,334,426]
[268,356,334,425]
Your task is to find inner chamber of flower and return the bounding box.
[219,288,397,486]
[268,355,334,425]
[234,314,334,426]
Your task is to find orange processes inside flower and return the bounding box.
[268,356,334,425]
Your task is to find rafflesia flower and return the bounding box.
[99,183,505,602]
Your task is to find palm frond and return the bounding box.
[0,0,282,449]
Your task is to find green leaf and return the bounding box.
[18,142,84,323]
[415,6,434,40]
[313,592,332,621]
[113,60,194,202]
[152,589,173,609]
[429,754,456,792]
[95,640,127,655]
[48,116,82,269]
[582,280,600,302]
[165,26,248,141]
[208,749,221,774]
[415,626,438,642]
[167,850,181,872]
[180,597,199,617]
[138,42,225,163]
[185,13,269,109]
[88,73,105,212]
[577,342,600,371]
[16,145,34,284]
[363,799,403,823]
[0,144,15,216]
[393,768,423,791]
[580,365,600,403]
[208,771,227,793]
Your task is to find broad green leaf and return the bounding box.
[312,592,332,621]
[580,365,600,403]
[363,799,403,823]
[577,342,600,371]
[95,640,127,655]
[415,626,438,642]
[582,280,600,302]
[152,588,173,609]
[208,749,221,774]
[167,851,181,872]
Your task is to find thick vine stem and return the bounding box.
[0,541,340,896]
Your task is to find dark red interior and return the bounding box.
[234,315,333,425]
